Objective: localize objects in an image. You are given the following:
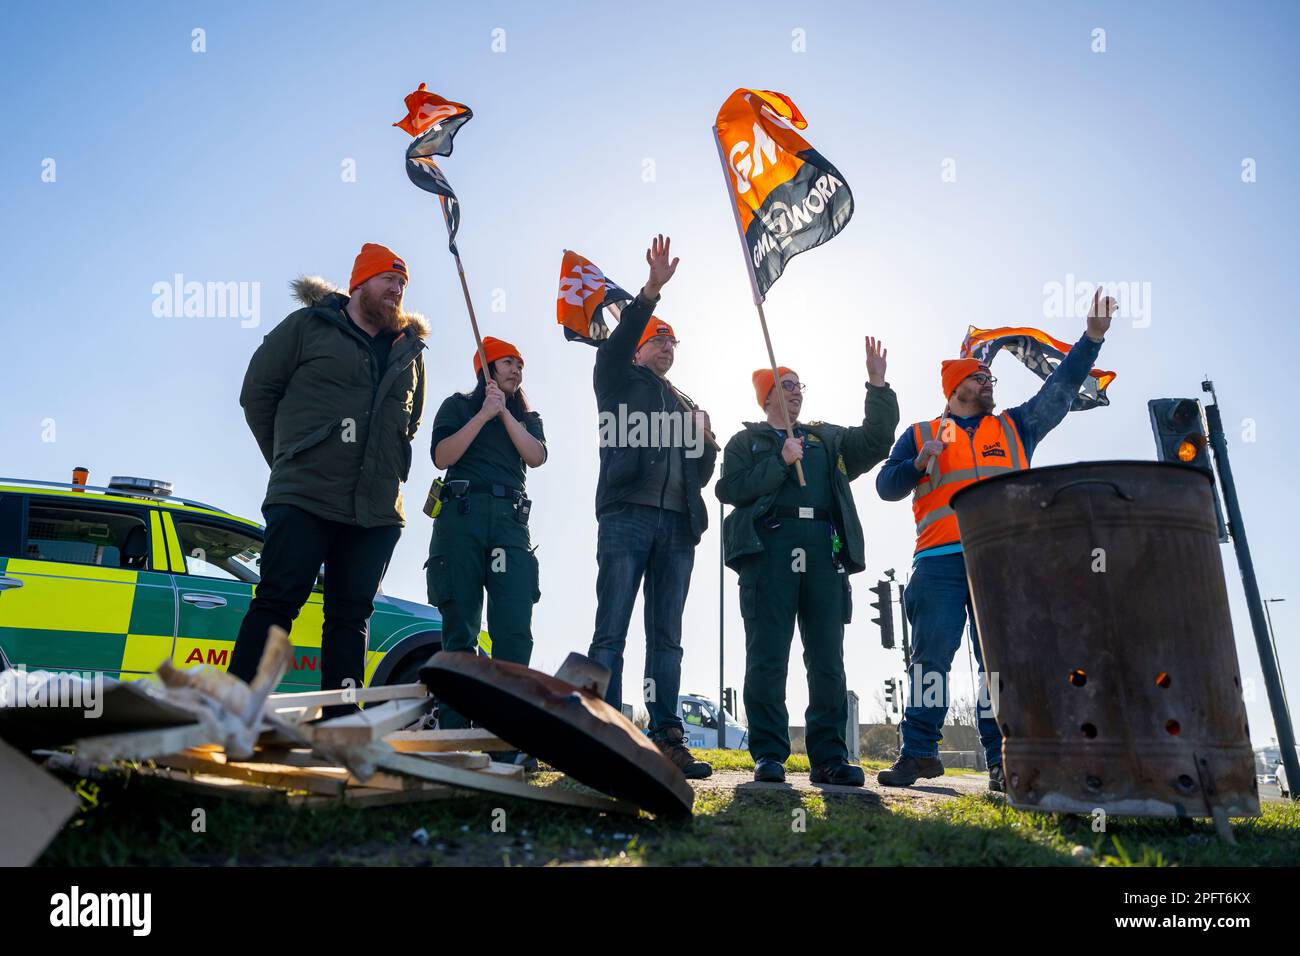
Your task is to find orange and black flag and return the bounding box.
[961,326,1118,410]
[556,250,633,346]
[714,89,853,299]
[394,83,473,254]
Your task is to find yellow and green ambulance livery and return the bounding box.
[0,475,483,691]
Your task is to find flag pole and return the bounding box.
[441,206,491,383]
[711,125,805,486]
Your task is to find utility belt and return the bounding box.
[761,505,844,568]
[424,478,531,523]
[765,505,833,523]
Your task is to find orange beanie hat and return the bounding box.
[752,366,797,409]
[349,243,408,292]
[473,336,523,377]
[637,316,677,351]
[941,358,984,399]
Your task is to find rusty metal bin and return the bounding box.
[950,461,1258,818]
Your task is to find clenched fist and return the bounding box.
[781,436,804,465]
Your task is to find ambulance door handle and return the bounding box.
[0,576,23,591]
[182,592,227,609]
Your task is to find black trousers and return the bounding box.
[228,503,401,694]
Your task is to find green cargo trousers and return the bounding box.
[738,519,852,766]
[426,493,539,728]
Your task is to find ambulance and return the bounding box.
[0,471,473,691]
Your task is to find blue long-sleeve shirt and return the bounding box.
[876,331,1104,560]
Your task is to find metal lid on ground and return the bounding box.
[419,652,695,817]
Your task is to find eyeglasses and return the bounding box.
[969,374,997,386]
[780,380,807,393]
[646,336,678,350]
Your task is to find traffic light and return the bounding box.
[883,678,896,710]
[1148,398,1213,469]
[869,579,895,649]
[723,687,738,719]
[1148,398,1227,540]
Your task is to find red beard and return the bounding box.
[357,286,403,333]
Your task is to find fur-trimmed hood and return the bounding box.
[290,274,430,339]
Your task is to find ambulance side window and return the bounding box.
[0,494,23,557]
[24,502,149,569]
[173,521,263,583]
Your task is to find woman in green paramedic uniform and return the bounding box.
[426,336,547,730]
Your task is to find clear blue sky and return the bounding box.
[2,1,1297,750]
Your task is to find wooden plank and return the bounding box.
[477,760,527,781]
[73,722,216,763]
[289,785,461,810]
[312,698,433,746]
[266,683,429,713]
[156,754,347,796]
[134,767,291,805]
[376,752,639,816]
[403,751,492,770]
[0,738,80,866]
[385,729,513,753]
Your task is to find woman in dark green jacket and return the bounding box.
[714,337,899,786]
[425,337,546,729]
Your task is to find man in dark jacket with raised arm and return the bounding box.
[587,235,718,779]
[716,337,899,785]
[875,289,1116,790]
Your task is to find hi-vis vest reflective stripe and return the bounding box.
[910,412,1028,553]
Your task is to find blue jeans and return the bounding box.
[900,553,1003,768]
[587,503,695,739]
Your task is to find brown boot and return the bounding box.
[655,727,713,779]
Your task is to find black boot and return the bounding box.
[754,756,785,783]
[988,763,1006,793]
[810,757,865,787]
[877,754,945,787]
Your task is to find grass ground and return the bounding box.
[39,750,1300,867]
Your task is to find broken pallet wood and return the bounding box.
[311,697,434,746]
[384,728,514,753]
[376,751,638,816]
[266,682,429,712]
[155,754,349,797]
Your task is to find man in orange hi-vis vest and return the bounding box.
[875,289,1117,791]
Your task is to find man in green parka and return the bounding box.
[715,337,898,785]
[230,243,427,707]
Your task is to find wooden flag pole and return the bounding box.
[928,408,951,481]
[711,125,805,486]
[441,205,491,383]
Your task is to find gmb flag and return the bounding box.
[714,89,853,300]
[961,326,1117,410]
[394,83,473,254]
[556,250,633,346]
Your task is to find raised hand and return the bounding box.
[1087,286,1118,342]
[643,234,680,300]
[865,335,888,386]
